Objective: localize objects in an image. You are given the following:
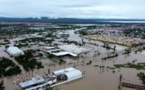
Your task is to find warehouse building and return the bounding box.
[7,46,24,56]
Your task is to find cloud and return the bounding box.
[0,0,145,19]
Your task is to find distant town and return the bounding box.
[0,21,145,90]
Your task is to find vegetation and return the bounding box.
[137,72,145,84]
[123,29,145,39]
[78,30,88,35]
[0,26,44,39]
[60,40,80,45]
[0,80,5,90]
[47,54,55,59]
[114,64,124,68]
[15,50,43,71]
[45,87,53,90]
[0,57,21,77]
[101,42,115,50]
[14,43,28,48]
[102,53,118,60]
[87,42,99,46]
[135,46,145,53]
[122,49,131,54]
[45,33,56,37]
[114,62,145,70]
[58,59,66,65]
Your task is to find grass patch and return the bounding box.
[114,64,124,68]
[114,63,145,70]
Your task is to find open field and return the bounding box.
[83,35,138,47]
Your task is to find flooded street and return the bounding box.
[0,30,145,90]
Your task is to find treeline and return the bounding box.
[15,50,43,71]
[123,29,145,39]
[0,57,21,77]
[0,80,4,90]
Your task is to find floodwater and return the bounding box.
[0,30,145,90]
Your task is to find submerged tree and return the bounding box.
[137,72,145,84]
[0,80,5,90]
[113,45,116,52]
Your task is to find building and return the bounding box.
[43,45,90,57]
[63,70,83,81]
[7,47,24,56]
[53,67,83,81]
[43,46,77,57]
[58,44,90,54]
[52,51,77,57]
[20,75,46,89]
[19,67,83,90]
[53,67,76,75]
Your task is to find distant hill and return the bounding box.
[0,17,145,23]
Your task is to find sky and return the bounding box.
[0,0,145,19]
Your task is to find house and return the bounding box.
[7,47,24,56]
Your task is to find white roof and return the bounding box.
[47,49,62,52]
[20,76,45,88]
[64,70,82,80]
[53,67,76,75]
[53,51,77,57]
[31,76,45,84]
[20,81,30,88]
[46,38,53,40]
[7,47,24,55]
[44,46,55,50]
[58,45,89,54]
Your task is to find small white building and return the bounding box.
[7,47,24,56]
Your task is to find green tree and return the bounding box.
[0,80,5,90]
[137,72,145,84]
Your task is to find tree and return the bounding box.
[0,80,5,90]
[137,72,145,84]
[45,87,53,90]
[113,45,116,52]
[5,45,9,49]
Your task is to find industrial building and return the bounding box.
[58,44,90,54]
[20,75,45,89]
[7,46,24,56]
[43,44,89,57]
[19,67,84,90]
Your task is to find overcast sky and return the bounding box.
[0,0,145,19]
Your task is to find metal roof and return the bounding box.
[19,76,45,88]
[44,46,56,50]
[53,67,76,75]
[58,44,90,54]
[64,70,82,80]
[7,47,24,55]
[53,51,77,57]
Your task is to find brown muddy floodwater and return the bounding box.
[1,50,145,90]
[0,30,145,90]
